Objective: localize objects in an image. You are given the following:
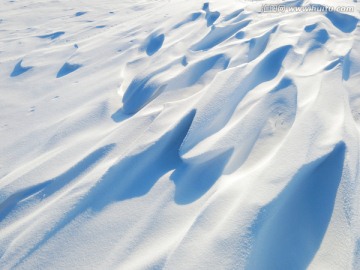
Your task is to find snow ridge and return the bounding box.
[0,0,360,269]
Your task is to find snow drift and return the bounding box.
[0,0,360,269]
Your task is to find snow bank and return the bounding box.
[0,0,359,269]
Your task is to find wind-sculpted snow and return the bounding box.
[247,142,346,269]
[0,0,360,269]
[10,60,33,77]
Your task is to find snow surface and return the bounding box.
[0,0,360,269]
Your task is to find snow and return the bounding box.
[0,0,359,269]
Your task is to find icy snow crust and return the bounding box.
[0,0,360,269]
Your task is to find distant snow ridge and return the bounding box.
[1,0,360,269]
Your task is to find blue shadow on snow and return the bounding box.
[10,60,33,77]
[56,62,82,78]
[38,31,65,40]
[246,142,346,270]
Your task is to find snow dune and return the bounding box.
[0,0,360,269]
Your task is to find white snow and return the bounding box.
[0,0,360,269]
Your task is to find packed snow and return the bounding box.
[1,0,360,269]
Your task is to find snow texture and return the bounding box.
[0,0,360,269]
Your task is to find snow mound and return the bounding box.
[0,0,360,269]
